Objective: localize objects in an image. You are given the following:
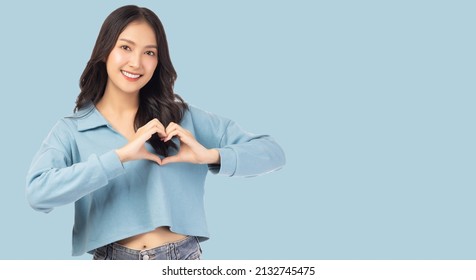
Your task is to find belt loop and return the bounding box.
[168,242,176,260]
[106,243,113,260]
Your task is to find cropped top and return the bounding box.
[26,103,285,256]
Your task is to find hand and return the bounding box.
[161,122,220,165]
[115,118,166,165]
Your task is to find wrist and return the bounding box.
[115,148,128,163]
[207,149,220,165]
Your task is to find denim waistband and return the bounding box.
[97,235,201,260]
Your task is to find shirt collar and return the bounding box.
[72,102,109,132]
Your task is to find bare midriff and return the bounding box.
[117,226,187,250]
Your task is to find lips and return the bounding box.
[121,70,142,79]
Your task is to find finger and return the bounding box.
[136,126,165,143]
[150,118,166,131]
[149,119,166,136]
[165,123,193,141]
[151,126,168,140]
[156,128,167,139]
[163,129,181,142]
[139,119,166,135]
[165,122,180,135]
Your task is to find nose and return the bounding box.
[128,51,141,69]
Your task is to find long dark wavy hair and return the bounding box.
[75,5,188,156]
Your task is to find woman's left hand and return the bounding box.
[161,122,220,165]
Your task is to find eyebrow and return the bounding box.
[119,38,158,49]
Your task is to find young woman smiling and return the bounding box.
[26,5,285,260]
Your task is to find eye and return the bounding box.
[145,50,156,56]
[120,45,131,51]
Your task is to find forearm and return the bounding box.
[26,150,124,212]
[211,136,286,177]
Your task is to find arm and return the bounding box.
[185,107,286,177]
[210,119,286,177]
[25,121,125,213]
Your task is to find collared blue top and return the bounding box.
[26,103,285,256]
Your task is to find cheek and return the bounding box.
[106,49,127,69]
[144,59,158,75]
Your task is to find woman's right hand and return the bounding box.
[115,118,166,165]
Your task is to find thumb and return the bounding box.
[143,152,162,165]
[160,155,181,165]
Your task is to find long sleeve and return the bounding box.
[188,106,286,177]
[213,120,286,177]
[26,105,285,256]
[25,120,125,213]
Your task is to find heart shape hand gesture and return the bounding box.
[115,118,220,166]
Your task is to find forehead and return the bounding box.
[118,21,157,46]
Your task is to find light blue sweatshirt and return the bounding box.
[26,102,285,256]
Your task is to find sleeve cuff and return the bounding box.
[209,147,237,176]
[98,150,125,180]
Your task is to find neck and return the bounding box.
[96,83,139,116]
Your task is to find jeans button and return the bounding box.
[143,254,150,260]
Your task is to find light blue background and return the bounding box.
[1,0,475,259]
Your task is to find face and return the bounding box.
[105,20,158,96]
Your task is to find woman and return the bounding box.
[26,5,285,260]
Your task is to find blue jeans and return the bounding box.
[92,236,202,260]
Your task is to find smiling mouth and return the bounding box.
[121,70,142,79]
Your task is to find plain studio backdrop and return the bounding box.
[0,0,475,259]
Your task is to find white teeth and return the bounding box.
[121,71,141,79]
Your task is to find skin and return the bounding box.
[95,20,220,250]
